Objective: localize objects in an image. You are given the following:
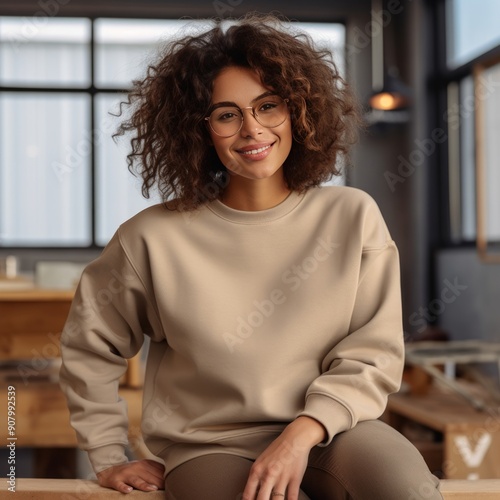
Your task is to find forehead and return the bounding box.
[211,66,268,104]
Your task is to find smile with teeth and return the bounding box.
[239,144,272,155]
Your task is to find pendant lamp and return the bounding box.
[367,0,411,123]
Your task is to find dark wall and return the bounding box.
[0,0,367,20]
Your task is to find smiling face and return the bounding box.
[207,66,293,183]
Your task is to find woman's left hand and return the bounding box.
[242,416,326,500]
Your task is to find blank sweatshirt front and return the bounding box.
[59,185,404,476]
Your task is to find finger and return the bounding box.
[286,478,301,500]
[144,459,165,473]
[242,473,260,500]
[272,480,289,500]
[112,481,134,494]
[255,479,274,500]
[132,469,164,489]
[126,474,159,492]
[97,474,127,492]
[142,462,166,482]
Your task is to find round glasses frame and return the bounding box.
[204,97,289,138]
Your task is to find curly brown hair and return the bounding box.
[113,12,363,211]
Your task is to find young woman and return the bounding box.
[59,13,443,500]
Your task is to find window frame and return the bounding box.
[434,0,500,248]
[474,55,500,262]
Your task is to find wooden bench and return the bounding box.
[1,479,500,499]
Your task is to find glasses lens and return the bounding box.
[254,97,288,128]
[209,107,242,137]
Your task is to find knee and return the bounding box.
[404,471,443,500]
[329,421,444,499]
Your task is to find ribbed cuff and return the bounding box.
[87,444,129,474]
[298,394,352,447]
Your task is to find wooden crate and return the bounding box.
[385,387,500,479]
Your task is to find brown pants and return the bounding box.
[165,420,443,500]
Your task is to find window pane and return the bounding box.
[296,23,346,186]
[446,0,500,68]
[95,93,160,246]
[291,22,346,76]
[94,19,345,88]
[459,76,475,240]
[483,63,500,242]
[0,17,90,87]
[0,93,91,246]
[94,19,211,88]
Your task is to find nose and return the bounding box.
[239,107,263,137]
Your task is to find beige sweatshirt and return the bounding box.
[59,185,404,476]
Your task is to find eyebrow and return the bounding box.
[210,91,276,112]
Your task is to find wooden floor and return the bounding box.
[1,479,500,499]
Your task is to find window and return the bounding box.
[446,0,500,69]
[0,18,92,246]
[441,2,500,248]
[475,60,500,258]
[0,17,345,248]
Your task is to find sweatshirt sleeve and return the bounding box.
[59,228,163,474]
[298,197,404,446]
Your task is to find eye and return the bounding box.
[258,100,280,113]
[214,108,241,122]
[219,112,236,121]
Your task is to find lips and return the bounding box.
[236,142,275,160]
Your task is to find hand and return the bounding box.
[242,416,326,500]
[97,459,165,494]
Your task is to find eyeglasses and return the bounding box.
[205,96,289,138]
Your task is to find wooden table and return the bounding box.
[0,289,146,477]
[384,387,500,480]
[0,289,74,361]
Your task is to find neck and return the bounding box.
[219,171,291,211]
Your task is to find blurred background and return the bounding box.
[0,0,499,485]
